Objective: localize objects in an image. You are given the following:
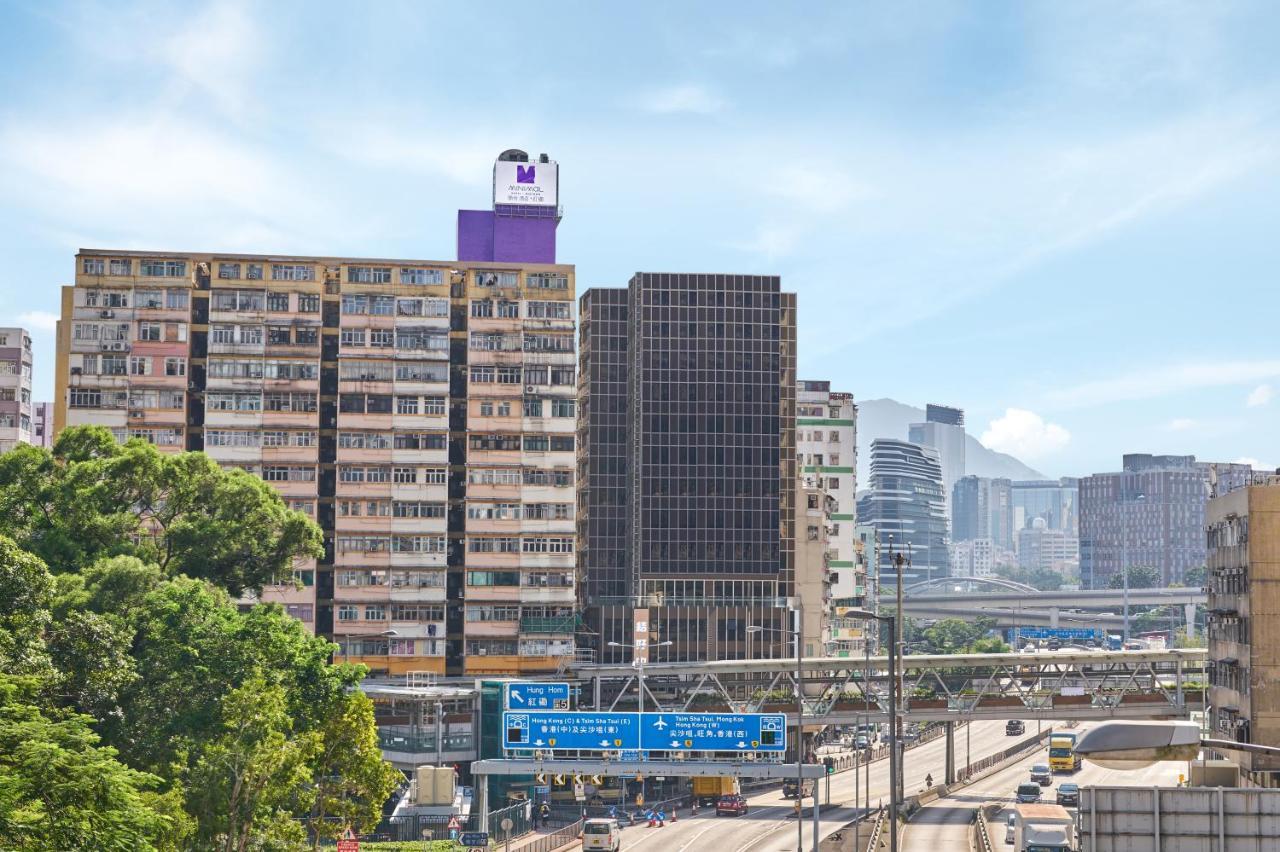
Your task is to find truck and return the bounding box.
[1048,732,1081,773]
[691,776,738,806]
[1012,803,1076,851]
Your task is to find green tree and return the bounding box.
[1183,565,1207,588]
[0,674,191,852]
[0,536,53,677]
[187,675,320,852]
[0,428,322,595]
[995,564,1064,591]
[1108,565,1162,590]
[304,691,401,849]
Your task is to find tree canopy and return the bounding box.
[1108,565,1163,590]
[0,431,399,850]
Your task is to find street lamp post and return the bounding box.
[838,607,899,852]
[1075,719,1280,767]
[1121,491,1146,644]
[747,603,808,852]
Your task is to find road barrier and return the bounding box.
[862,807,887,852]
[954,727,1052,783]
[515,819,585,852]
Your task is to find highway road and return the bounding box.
[902,720,1185,851]
[602,719,1035,852]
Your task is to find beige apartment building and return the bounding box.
[55,250,576,677]
[1207,474,1280,783]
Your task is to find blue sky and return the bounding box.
[2,1,1278,477]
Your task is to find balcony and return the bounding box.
[519,614,579,634]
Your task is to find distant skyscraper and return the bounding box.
[953,474,1015,552]
[950,538,995,579]
[857,439,948,583]
[909,404,965,523]
[1011,478,1079,535]
[578,273,798,664]
[1079,454,1247,588]
[1017,518,1079,574]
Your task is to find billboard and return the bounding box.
[494,160,558,207]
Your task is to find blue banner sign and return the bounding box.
[502,711,786,752]
[1015,627,1105,641]
[459,832,488,847]
[503,711,640,751]
[504,681,572,710]
[640,712,787,752]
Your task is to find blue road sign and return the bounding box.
[505,681,572,710]
[640,712,787,752]
[619,750,648,762]
[1015,627,1105,642]
[502,710,786,752]
[459,832,488,847]
[503,711,641,751]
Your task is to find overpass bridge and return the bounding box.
[571,648,1206,726]
[887,578,1205,632]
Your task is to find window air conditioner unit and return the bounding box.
[129,411,144,418]
[70,367,82,376]
[525,385,537,394]
[100,310,114,318]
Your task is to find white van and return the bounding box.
[581,817,621,851]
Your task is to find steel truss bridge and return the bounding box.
[571,648,1207,725]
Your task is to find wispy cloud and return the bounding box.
[1247,383,1274,408]
[980,409,1071,460]
[633,84,726,115]
[727,223,801,261]
[1166,418,1197,432]
[17,311,58,333]
[1046,360,1280,409]
[1236,456,1275,472]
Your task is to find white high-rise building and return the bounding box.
[0,328,34,453]
[950,538,995,579]
[796,381,861,651]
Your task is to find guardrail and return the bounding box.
[862,807,886,852]
[973,811,995,852]
[955,727,1052,783]
[517,819,585,852]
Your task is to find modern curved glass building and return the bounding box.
[856,438,949,583]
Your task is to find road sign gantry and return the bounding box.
[502,710,786,753]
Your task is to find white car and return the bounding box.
[581,818,621,852]
[1004,811,1016,845]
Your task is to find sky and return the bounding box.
[1,1,1278,478]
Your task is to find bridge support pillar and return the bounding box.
[1185,603,1197,641]
[944,722,955,785]
[1049,606,1060,628]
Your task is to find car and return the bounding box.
[1047,638,1062,651]
[1056,783,1080,807]
[1005,720,1025,736]
[716,794,748,816]
[782,780,813,799]
[1030,764,1052,786]
[854,735,870,749]
[1016,782,1042,804]
[581,817,621,852]
[1004,811,1017,844]
[902,728,920,743]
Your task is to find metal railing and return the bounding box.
[863,807,886,852]
[515,818,584,852]
[954,727,1052,783]
[973,811,995,852]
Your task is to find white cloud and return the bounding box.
[17,311,58,333]
[1045,360,1280,409]
[634,84,726,115]
[1247,383,1274,408]
[764,164,875,214]
[156,1,261,120]
[980,408,1071,460]
[1235,457,1275,472]
[1166,418,1197,432]
[727,223,801,261]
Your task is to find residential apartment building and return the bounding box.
[578,273,797,663]
[796,381,863,651]
[949,537,995,579]
[1080,454,1250,589]
[54,150,578,678]
[857,438,949,583]
[1016,518,1079,575]
[908,404,965,521]
[31,401,52,448]
[0,328,33,453]
[796,477,831,658]
[1207,474,1280,782]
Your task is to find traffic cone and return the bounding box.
[671,807,678,823]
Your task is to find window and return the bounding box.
[164,358,186,376]
[267,326,291,345]
[341,294,368,314]
[470,365,494,383]
[212,290,265,312]
[369,329,394,348]
[140,260,186,277]
[340,328,366,347]
[523,398,542,418]
[371,295,395,315]
[527,300,571,319]
[109,259,132,276]
[400,268,443,285]
[366,394,392,414]
[364,605,387,621]
[348,266,392,284]
[392,467,417,484]
[82,258,105,274]
[129,356,151,376]
[396,298,423,316]
[135,289,163,308]
[337,605,358,622]
[395,361,447,382]
[827,477,840,489]
[552,399,575,417]
[294,326,318,345]
[272,264,314,281]
[527,273,568,290]
[475,271,518,287]
[166,289,189,309]
[267,292,290,311]
[245,263,263,280]
[298,293,320,312]
[218,263,240,279]
[497,300,520,318]
[137,322,160,342]
[396,396,419,415]
[497,366,522,384]
[471,300,493,318]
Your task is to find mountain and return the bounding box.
[854,398,1045,489]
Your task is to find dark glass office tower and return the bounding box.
[578,273,797,663]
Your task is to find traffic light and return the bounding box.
[823,757,835,775]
